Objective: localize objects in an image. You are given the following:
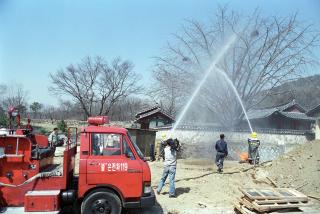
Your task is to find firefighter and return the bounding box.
[156,138,177,198]
[48,127,59,147]
[215,133,228,173]
[248,132,260,165]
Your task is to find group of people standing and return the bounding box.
[156,132,261,198]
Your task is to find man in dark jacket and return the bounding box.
[215,134,228,173]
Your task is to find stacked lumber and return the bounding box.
[234,188,309,213]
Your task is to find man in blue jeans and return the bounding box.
[156,139,177,198]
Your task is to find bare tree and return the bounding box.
[152,6,319,127]
[49,56,142,118]
[98,58,142,115]
[149,70,185,117]
[109,97,147,121]
[42,105,56,124]
[2,83,28,116]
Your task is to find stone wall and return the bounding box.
[156,129,309,161]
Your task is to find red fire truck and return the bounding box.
[0,115,155,213]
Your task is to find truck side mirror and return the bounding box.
[124,151,134,160]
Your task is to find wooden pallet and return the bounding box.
[239,188,308,202]
[241,196,308,212]
[235,188,310,213]
[234,202,257,214]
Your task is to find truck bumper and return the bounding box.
[141,191,155,208]
[123,191,155,208]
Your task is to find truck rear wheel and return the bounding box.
[81,190,122,214]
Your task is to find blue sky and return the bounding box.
[1,0,319,106]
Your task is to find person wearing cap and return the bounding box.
[156,138,177,198]
[248,132,260,165]
[215,133,228,173]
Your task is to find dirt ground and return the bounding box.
[54,140,320,214]
[133,141,320,214]
[146,160,269,214]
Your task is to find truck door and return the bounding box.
[86,133,143,198]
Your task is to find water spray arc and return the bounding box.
[214,66,253,133]
[170,35,253,137]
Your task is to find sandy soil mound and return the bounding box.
[265,140,320,198]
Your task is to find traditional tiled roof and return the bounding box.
[279,112,314,121]
[135,105,174,122]
[135,105,160,117]
[259,99,306,112]
[247,100,313,121]
[307,104,320,117]
[278,100,306,112]
[247,108,277,120]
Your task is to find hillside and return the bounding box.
[259,74,320,110]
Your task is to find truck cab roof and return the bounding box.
[81,125,128,134]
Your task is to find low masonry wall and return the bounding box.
[155,129,310,161]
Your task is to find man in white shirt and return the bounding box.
[156,139,177,198]
[48,128,59,147]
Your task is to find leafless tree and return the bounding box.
[49,56,142,118]
[2,83,28,115]
[37,97,146,122]
[42,105,56,123]
[109,97,148,121]
[148,70,185,117]
[152,6,319,127]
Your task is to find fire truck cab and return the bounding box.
[78,116,155,213]
[0,115,155,214]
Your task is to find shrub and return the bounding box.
[0,108,7,127]
[39,127,48,135]
[57,120,67,133]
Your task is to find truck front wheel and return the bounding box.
[81,190,122,214]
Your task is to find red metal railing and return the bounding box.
[66,127,78,150]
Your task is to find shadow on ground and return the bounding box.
[61,199,165,214]
[161,187,191,197]
[123,200,165,214]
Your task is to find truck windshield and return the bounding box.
[127,132,144,159]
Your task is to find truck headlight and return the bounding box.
[143,182,151,195]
